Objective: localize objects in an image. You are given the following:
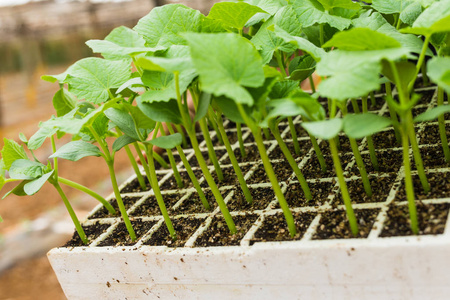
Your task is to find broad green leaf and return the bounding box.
[117,77,145,94]
[317,0,361,11]
[372,0,423,25]
[343,113,392,139]
[146,133,182,149]
[134,4,204,48]
[245,0,287,15]
[86,26,163,60]
[65,58,131,104]
[140,70,197,103]
[262,98,306,127]
[1,138,28,170]
[274,26,326,61]
[208,2,267,29]
[137,98,182,124]
[185,33,265,105]
[104,108,140,140]
[214,96,250,124]
[194,92,212,122]
[9,159,45,180]
[399,1,423,26]
[136,45,194,74]
[290,0,353,31]
[427,57,450,93]
[316,48,409,100]
[18,133,28,143]
[24,170,54,196]
[52,88,77,117]
[269,80,299,99]
[41,65,74,83]
[3,181,29,199]
[78,112,110,142]
[414,105,450,122]
[288,55,316,81]
[381,60,416,92]
[28,125,58,150]
[302,118,343,140]
[126,104,156,132]
[113,135,137,152]
[401,0,450,36]
[49,141,102,161]
[322,28,401,50]
[290,90,326,121]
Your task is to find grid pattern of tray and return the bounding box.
[77,85,450,248]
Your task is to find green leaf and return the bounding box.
[1,138,28,170]
[3,181,29,199]
[263,98,306,127]
[400,1,423,26]
[343,113,392,139]
[269,80,299,99]
[185,33,265,105]
[9,159,45,180]
[113,135,137,152]
[65,58,131,104]
[323,28,401,50]
[371,0,423,25]
[86,26,163,60]
[49,141,102,161]
[381,60,416,92]
[290,0,353,31]
[18,133,28,143]
[24,171,54,196]
[401,0,450,36]
[136,45,194,74]
[427,56,450,93]
[126,104,156,132]
[273,26,326,61]
[288,55,316,81]
[104,108,140,140]
[414,105,450,122]
[137,98,182,124]
[302,118,343,140]
[194,92,212,122]
[246,0,287,15]
[146,133,182,149]
[214,96,249,124]
[208,2,267,29]
[134,4,204,48]
[28,125,58,151]
[290,91,326,121]
[52,88,77,117]
[317,0,361,11]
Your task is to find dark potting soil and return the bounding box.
[396,172,450,201]
[251,212,316,244]
[130,193,184,217]
[227,186,276,212]
[348,149,403,175]
[212,130,241,147]
[97,219,156,247]
[345,176,396,204]
[160,169,204,191]
[175,190,220,214]
[319,136,353,155]
[120,174,165,193]
[380,203,450,237]
[188,149,227,168]
[301,154,336,179]
[414,145,450,170]
[154,152,183,170]
[63,222,112,247]
[312,209,380,240]
[195,214,258,247]
[143,217,204,247]
[268,140,312,160]
[419,124,450,145]
[372,129,399,149]
[243,125,288,143]
[201,165,252,188]
[88,196,141,219]
[346,96,385,114]
[279,123,309,139]
[280,181,335,208]
[233,144,262,163]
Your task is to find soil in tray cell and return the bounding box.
[268,139,312,160]
[130,193,185,217]
[396,172,450,201]
[64,222,112,247]
[154,152,183,170]
[212,130,241,146]
[419,124,450,145]
[97,219,156,247]
[244,125,288,142]
[301,154,336,179]
[346,96,385,113]
[413,145,450,170]
[188,149,227,168]
[195,214,258,247]
[201,165,253,188]
[280,181,335,208]
[120,173,166,193]
[283,123,313,139]
[380,203,450,237]
[312,209,380,240]
[248,159,304,183]
[88,196,141,219]
[232,144,262,163]
[319,136,353,155]
[372,129,399,149]
[143,216,204,247]
[348,149,403,175]
[175,190,221,214]
[227,186,276,212]
[250,211,316,244]
[346,176,396,204]
[160,169,204,191]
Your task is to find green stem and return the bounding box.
[309,75,316,93]
[167,125,210,210]
[271,123,311,200]
[421,62,429,86]
[236,123,246,157]
[124,145,147,190]
[437,87,450,162]
[153,151,169,169]
[159,124,184,188]
[351,99,360,113]
[287,117,301,155]
[408,35,431,94]
[174,124,188,148]
[362,97,379,171]
[275,50,287,78]
[216,109,253,204]
[51,135,58,179]
[319,23,324,47]
[329,138,359,236]
[370,91,376,108]
[134,142,152,183]
[400,125,419,234]
[309,132,327,172]
[237,103,296,237]
[58,177,116,215]
[208,107,224,145]
[53,181,88,244]
[385,82,402,144]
